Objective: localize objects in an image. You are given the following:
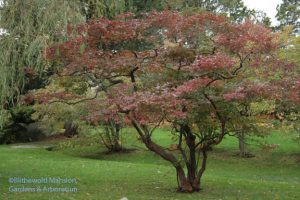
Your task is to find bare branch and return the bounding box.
[48,89,101,105]
[150,113,166,135]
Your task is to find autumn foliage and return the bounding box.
[38,11,298,192]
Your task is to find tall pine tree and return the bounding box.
[276,0,300,33]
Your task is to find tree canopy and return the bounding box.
[32,10,299,192]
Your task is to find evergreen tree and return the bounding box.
[180,0,251,22]
[276,0,300,33]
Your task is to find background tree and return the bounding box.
[273,26,300,139]
[170,0,271,25]
[0,0,86,141]
[251,10,272,27]
[276,0,300,34]
[80,0,128,20]
[79,0,164,21]
[128,0,164,13]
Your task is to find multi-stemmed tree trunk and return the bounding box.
[63,122,79,138]
[129,114,225,192]
[177,125,208,191]
[99,120,123,152]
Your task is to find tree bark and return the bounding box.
[100,121,123,152]
[196,150,207,188]
[182,124,198,190]
[176,166,193,192]
[130,115,194,192]
[63,122,78,138]
[128,114,212,192]
[238,132,247,157]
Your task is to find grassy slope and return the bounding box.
[0,130,299,200]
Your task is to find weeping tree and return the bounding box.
[0,0,160,142]
[0,0,85,139]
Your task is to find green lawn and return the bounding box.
[0,130,299,200]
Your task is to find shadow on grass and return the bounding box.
[52,143,171,166]
[81,147,137,159]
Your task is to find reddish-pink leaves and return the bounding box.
[40,11,297,128]
[175,78,212,96]
[223,83,281,102]
[214,20,277,55]
[187,53,236,72]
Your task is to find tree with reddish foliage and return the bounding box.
[36,11,298,192]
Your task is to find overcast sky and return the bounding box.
[243,0,283,25]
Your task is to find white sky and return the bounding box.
[243,0,283,25]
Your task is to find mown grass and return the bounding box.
[0,129,299,200]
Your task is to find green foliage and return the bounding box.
[276,0,300,33]
[10,105,35,124]
[80,0,127,19]
[181,0,251,22]
[0,0,85,127]
[0,105,37,144]
[58,77,88,95]
[130,0,164,13]
[79,0,164,20]
[278,27,300,65]
[275,28,300,136]
[251,10,272,27]
[32,103,87,133]
[0,130,299,199]
[175,0,272,26]
[56,136,98,149]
